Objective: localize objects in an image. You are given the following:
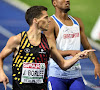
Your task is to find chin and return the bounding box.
[42,29,48,31]
[44,29,48,31]
[64,8,70,13]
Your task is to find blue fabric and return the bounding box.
[52,15,63,29]
[68,15,79,26]
[48,77,85,90]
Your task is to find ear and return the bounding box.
[33,18,38,24]
[53,0,57,7]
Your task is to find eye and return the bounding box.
[45,16,48,19]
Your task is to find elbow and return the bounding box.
[60,65,69,71]
[0,54,4,61]
[59,61,73,71]
[61,67,67,71]
[59,62,69,71]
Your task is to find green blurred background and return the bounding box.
[20,0,100,38]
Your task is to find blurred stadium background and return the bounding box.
[20,0,100,38]
[0,0,100,90]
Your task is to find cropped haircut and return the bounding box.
[51,0,56,6]
[25,6,47,26]
[52,0,53,4]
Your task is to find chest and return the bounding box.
[55,24,80,38]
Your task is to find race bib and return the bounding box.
[21,62,45,84]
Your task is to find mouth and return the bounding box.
[66,3,70,7]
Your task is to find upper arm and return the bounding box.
[0,34,21,60]
[75,17,92,49]
[48,38,64,67]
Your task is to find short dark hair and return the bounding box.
[51,0,56,6]
[25,6,47,26]
[51,0,53,4]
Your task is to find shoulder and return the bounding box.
[49,16,54,22]
[74,17,82,22]
[71,16,84,31]
[7,33,21,45]
[48,16,59,31]
[69,15,84,28]
[72,16,83,25]
[49,17,56,27]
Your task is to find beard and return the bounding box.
[64,8,70,13]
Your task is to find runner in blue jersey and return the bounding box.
[44,0,100,90]
[0,5,95,90]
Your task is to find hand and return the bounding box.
[94,64,100,79]
[75,49,96,60]
[0,72,9,90]
[70,50,81,56]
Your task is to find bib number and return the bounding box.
[21,62,45,84]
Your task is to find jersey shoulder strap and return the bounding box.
[20,31,29,49]
[51,15,63,29]
[68,15,79,26]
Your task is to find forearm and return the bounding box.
[63,56,79,70]
[0,58,4,72]
[88,52,99,66]
[63,49,94,70]
[58,50,73,57]
[0,58,9,85]
[81,38,99,65]
[51,49,79,70]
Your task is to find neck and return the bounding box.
[55,8,69,20]
[27,25,41,41]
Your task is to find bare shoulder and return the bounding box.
[73,16,83,25]
[49,17,56,27]
[7,33,21,46]
[0,33,21,58]
[70,16,84,28]
[49,17,54,22]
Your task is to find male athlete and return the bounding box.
[44,0,100,90]
[0,6,94,90]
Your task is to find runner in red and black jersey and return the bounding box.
[12,31,49,90]
[0,6,95,90]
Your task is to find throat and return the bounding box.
[27,31,41,46]
[29,37,41,46]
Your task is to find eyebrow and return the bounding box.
[45,16,48,18]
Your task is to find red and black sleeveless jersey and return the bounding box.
[12,31,50,89]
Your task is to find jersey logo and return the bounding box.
[63,33,79,39]
[24,48,30,53]
[39,49,46,54]
[63,28,69,32]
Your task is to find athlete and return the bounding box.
[44,0,100,90]
[0,6,95,90]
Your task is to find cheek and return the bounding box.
[38,20,48,29]
[42,21,46,26]
[57,0,63,5]
[39,21,46,27]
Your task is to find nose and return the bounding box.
[48,18,51,23]
[65,0,70,2]
[65,0,70,4]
